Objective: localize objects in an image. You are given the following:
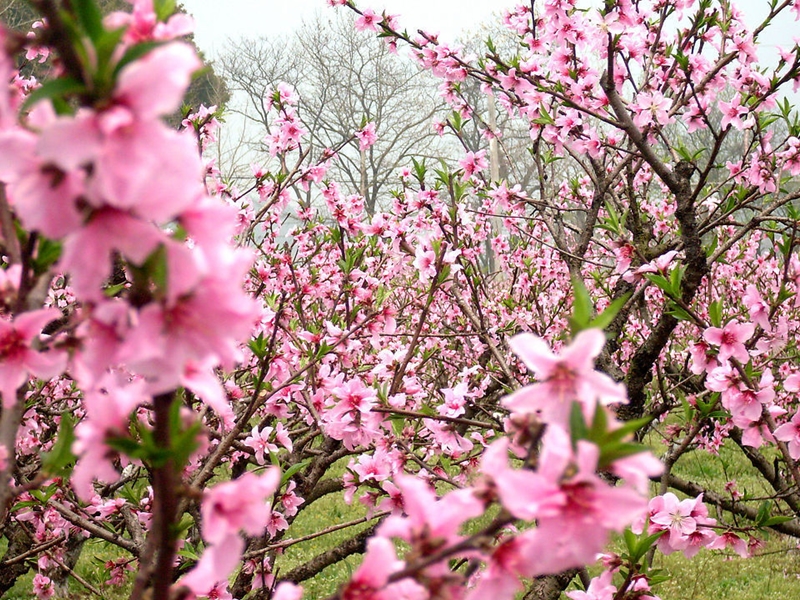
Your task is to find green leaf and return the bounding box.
[30,485,58,504]
[249,334,268,358]
[95,26,127,61]
[391,416,404,437]
[104,282,127,298]
[21,77,86,113]
[569,277,594,334]
[106,436,148,461]
[172,421,202,470]
[644,273,675,297]
[172,513,195,537]
[623,528,638,557]
[154,0,178,21]
[680,393,696,422]
[605,414,654,443]
[449,110,463,132]
[72,0,105,42]
[666,302,693,322]
[669,264,684,295]
[763,515,794,526]
[708,300,723,328]
[411,158,427,182]
[280,460,309,485]
[33,237,63,276]
[589,399,609,436]
[705,232,718,257]
[598,442,648,468]
[569,401,589,445]
[756,500,771,525]
[589,293,630,331]
[113,41,164,77]
[177,545,201,561]
[633,530,668,562]
[41,413,76,475]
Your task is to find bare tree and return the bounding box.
[220,11,447,214]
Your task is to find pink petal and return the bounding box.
[703,327,724,345]
[114,43,202,119]
[508,332,558,376]
[560,329,606,371]
[180,534,244,594]
[37,112,102,171]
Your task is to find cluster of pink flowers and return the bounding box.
[6,0,800,596]
[331,329,661,599]
[0,14,259,494]
[181,469,281,595]
[636,493,718,558]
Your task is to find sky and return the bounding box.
[181,0,499,57]
[181,1,798,62]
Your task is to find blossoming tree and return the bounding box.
[1,1,800,600]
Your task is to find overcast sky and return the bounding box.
[181,0,498,56]
[181,1,796,64]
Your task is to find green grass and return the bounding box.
[4,538,133,600]
[276,487,372,598]
[655,537,800,600]
[5,438,800,599]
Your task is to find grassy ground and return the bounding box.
[656,538,800,600]
[5,441,800,599]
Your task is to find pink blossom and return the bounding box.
[632,91,672,128]
[459,150,488,180]
[181,469,281,594]
[180,537,244,596]
[480,439,562,521]
[378,474,483,547]
[517,427,647,576]
[566,570,616,600]
[105,1,194,43]
[32,573,54,600]
[413,245,437,282]
[689,340,718,375]
[650,492,699,548]
[355,9,382,32]
[355,122,378,151]
[503,329,626,426]
[0,128,85,238]
[707,531,749,557]
[743,285,771,330]
[272,582,303,600]
[703,320,755,364]
[72,378,150,500]
[718,96,754,130]
[0,308,66,407]
[201,469,280,543]
[341,538,426,600]
[774,410,800,459]
[324,378,382,450]
[114,43,202,119]
[610,451,664,493]
[622,250,679,283]
[645,493,717,557]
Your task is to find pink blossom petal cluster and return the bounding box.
[181,468,280,594]
[502,329,627,426]
[639,493,718,557]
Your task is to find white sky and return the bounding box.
[181,0,499,56]
[181,1,797,63]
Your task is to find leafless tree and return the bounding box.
[220,11,447,214]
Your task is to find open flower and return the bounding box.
[503,329,626,426]
[703,320,755,364]
[0,308,66,407]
